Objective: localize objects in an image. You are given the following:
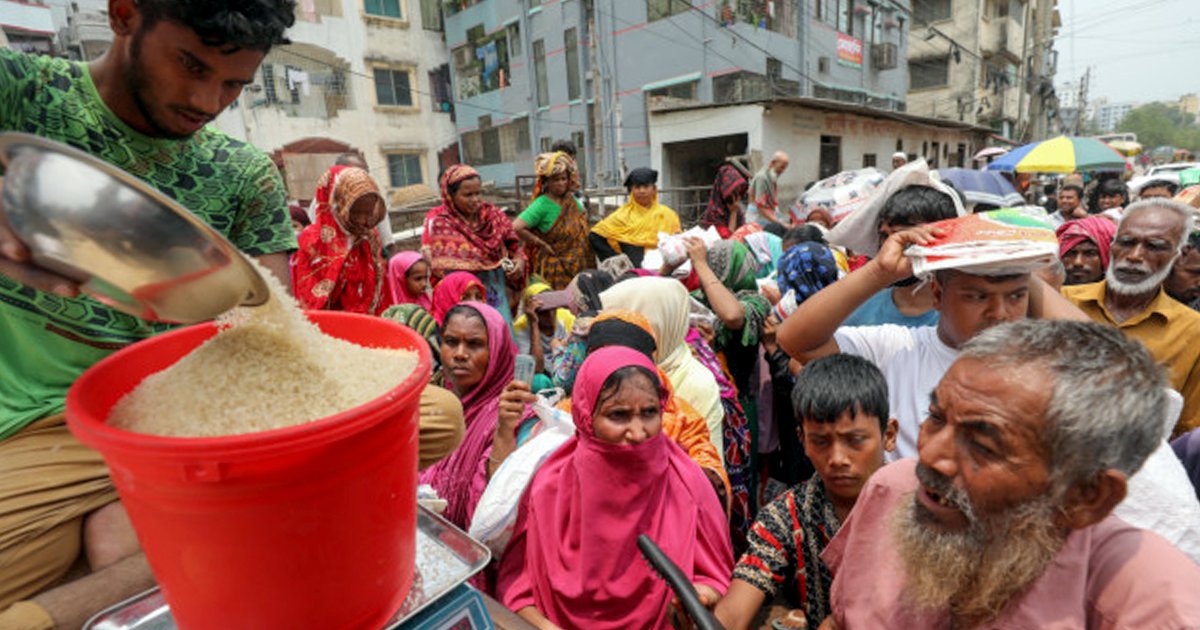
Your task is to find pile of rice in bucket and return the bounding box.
[109,260,416,438]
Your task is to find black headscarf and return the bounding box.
[624,167,658,190]
[586,319,657,360]
[568,270,615,313]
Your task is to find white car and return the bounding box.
[1128,162,1200,195]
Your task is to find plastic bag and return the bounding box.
[658,226,722,267]
[468,394,575,556]
[904,207,1059,279]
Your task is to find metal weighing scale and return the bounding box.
[84,506,494,630]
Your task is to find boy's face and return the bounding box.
[801,411,897,506]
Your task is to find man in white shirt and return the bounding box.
[778,226,1087,460]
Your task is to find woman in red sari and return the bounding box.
[422,165,526,327]
[292,166,392,314]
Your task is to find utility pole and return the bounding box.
[589,0,605,184]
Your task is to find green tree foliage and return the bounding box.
[1117,102,1200,151]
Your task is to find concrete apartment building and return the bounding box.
[905,0,1060,142]
[442,0,913,188]
[212,0,458,204]
[1090,98,1135,134]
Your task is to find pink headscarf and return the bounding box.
[418,301,516,529]
[496,347,733,629]
[1057,216,1117,270]
[387,251,433,311]
[431,271,487,324]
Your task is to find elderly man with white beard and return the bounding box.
[1062,199,1200,437]
[816,320,1200,629]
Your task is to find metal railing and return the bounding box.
[387,184,714,250]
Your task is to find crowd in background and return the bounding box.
[284,141,1200,629]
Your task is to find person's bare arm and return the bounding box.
[1027,274,1090,321]
[516,606,565,630]
[254,252,291,295]
[712,580,768,630]
[524,297,546,373]
[513,218,554,255]
[777,226,940,363]
[727,201,741,234]
[686,237,745,330]
[30,552,155,630]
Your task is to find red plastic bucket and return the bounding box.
[66,311,431,630]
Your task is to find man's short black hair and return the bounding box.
[550,139,578,159]
[138,0,296,51]
[761,221,787,237]
[876,185,958,231]
[1060,184,1084,198]
[792,354,889,432]
[1098,178,1128,197]
[781,224,827,249]
[1140,179,1179,196]
[933,269,1027,288]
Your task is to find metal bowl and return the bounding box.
[0,132,269,323]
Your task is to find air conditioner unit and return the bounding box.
[452,46,473,67]
[871,43,898,70]
[818,56,830,73]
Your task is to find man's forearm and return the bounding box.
[1029,275,1090,321]
[32,553,155,630]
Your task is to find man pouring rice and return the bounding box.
[0,2,461,626]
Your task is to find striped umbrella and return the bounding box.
[986,135,1127,173]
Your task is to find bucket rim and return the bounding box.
[65,310,432,457]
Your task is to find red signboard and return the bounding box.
[837,33,863,68]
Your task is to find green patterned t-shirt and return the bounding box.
[0,49,297,438]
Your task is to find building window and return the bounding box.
[386,153,423,187]
[374,67,414,106]
[819,135,841,179]
[648,0,690,21]
[507,22,522,55]
[419,0,442,30]
[533,39,549,107]
[564,28,581,101]
[262,63,279,104]
[862,153,877,168]
[913,0,951,24]
[909,56,950,90]
[452,25,511,99]
[364,0,403,19]
[515,117,531,153]
[428,64,454,116]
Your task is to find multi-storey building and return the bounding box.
[905,0,1060,142]
[212,0,458,204]
[443,0,913,187]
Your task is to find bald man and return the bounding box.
[748,151,790,225]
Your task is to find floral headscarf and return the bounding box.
[292,165,390,314]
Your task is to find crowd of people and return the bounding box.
[1,2,1199,630]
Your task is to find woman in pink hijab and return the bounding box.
[419,301,516,530]
[387,251,433,310]
[496,346,733,629]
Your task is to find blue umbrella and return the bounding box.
[936,168,1025,207]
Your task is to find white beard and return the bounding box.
[1105,258,1177,297]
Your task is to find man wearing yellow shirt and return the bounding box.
[1062,199,1200,437]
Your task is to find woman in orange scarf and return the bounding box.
[292,166,391,314]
